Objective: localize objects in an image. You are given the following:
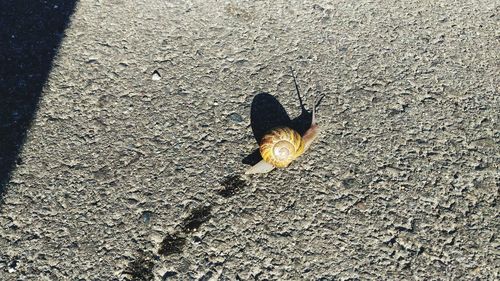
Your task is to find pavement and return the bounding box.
[0,0,499,280]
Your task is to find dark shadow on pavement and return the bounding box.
[0,1,79,200]
[242,92,291,166]
[250,93,291,144]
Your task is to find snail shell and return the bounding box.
[259,127,305,168]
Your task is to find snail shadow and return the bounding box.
[242,92,314,166]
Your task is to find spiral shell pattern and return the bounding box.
[259,127,305,168]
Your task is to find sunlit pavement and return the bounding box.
[1,1,498,279]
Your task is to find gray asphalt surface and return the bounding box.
[1,0,499,280]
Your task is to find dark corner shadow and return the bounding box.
[242,69,323,166]
[0,1,79,199]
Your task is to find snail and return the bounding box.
[245,71,321,174]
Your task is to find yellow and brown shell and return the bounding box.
[259,127,305,168]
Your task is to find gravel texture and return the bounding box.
[1,0,499,280]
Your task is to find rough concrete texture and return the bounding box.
[1,0,499,280]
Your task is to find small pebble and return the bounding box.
[141,211,152,224]
[152,70,161,81]
[163,271,178,279]
[86,58,98,64]
[228,112,243,123]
